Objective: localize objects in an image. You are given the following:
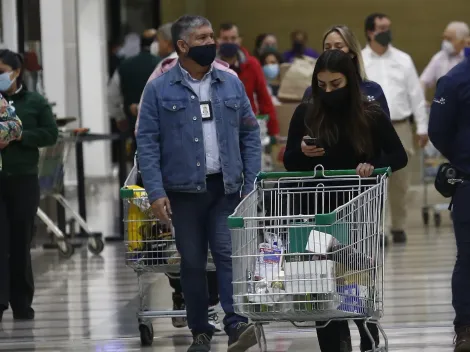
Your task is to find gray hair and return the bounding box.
[158,22,173,42]
[446,21,470,40]
[171,15,212,52]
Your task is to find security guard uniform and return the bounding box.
[429,57,470,352]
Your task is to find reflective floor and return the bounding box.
[0,181,458,351]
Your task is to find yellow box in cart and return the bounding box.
[121,185,155,251]
[284,259,336,294]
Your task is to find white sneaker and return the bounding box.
[208,311,222,333]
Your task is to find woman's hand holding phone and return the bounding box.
[301,136,325,157]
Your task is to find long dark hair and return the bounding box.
[0,49,25,89]
[305,50,377,157]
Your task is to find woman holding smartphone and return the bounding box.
[284,50,408,351]
[303,25,390,118]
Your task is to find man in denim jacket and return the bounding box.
[137,15,261,352]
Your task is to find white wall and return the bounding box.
[1,0,18,51]
[40,0,67,118]
[76,0,110,178]
[40,0,111,179]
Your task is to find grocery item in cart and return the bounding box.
[135,222,176,266]
[284,259,336,294]
[125,185,153,252]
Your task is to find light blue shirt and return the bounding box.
[179,64,221,175]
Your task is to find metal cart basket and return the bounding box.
[421,141,450,227]
[37,129,104,258]
[120,186,218,346]
[228,167,390,352]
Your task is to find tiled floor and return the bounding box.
[0,180,459,351]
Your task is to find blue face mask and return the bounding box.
[464,47,470,58]
[263,63,280,80]
[0,72,15,92]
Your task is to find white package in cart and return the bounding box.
[305,230,339,254]
[284,259,336,294]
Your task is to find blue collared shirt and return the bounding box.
[179,64,221,174]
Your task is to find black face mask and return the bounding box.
[219,42,239,58]
[292,40,305,54]
[374,30,392,47]
[187,43,217,67]
[318,86,350,110]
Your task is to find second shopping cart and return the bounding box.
[228,167,390,352]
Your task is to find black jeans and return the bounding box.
[451,182,470,329]
[0,174,39,311]
[317,320,379,352]
[167,271,220,307]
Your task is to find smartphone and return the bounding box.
[303,136,320,147]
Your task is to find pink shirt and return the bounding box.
[420,50,464,89]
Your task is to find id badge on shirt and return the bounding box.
[200,101,213,121]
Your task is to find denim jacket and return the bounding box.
[137,62,262,204]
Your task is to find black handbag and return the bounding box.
[434,163,461,198]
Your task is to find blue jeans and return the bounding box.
[452,182,470,328]
[167,174,247,335]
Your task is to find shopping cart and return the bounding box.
[120,186,219,346]
[421,141,450,227]
[228,166,390,352]
[37,129,105,258]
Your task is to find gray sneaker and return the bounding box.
[188,333,211,352]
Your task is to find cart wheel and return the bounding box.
[58,241,74,259]
[422,208,429,225]
[139,324,154,346]
[434,213,442,227]
[88,238,104,255]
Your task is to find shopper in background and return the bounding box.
[428,56,470,352]
[284,30,320,62]
[0,94,22,322]
[154,22,178,73]
[107,28,160,155]
[303,25,390,118]
[362,13,428,244]
[421,21,469,94]
[284,49,407,352]
[465,36,470,57]
[108,37,124,79]
[0,49,58,322]
[260,50,283,99]
[137,15,261,352]
[217,22,280,138]
[253,33,279,60]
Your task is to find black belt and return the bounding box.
[206,172,222,180]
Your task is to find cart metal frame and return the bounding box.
[37,129,104,258]
[228,167,390,352]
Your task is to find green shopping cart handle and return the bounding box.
[256,167,391,180]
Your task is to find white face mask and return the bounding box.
[441,40,455,55]
[150,41,159,56]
